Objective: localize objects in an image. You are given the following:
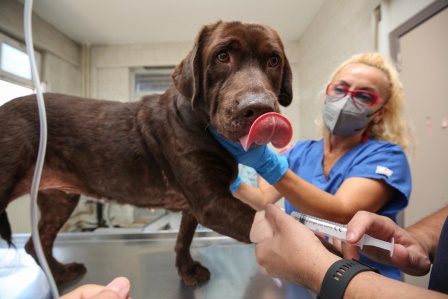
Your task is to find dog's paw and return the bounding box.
[179,261,211,286]
[25,240,87,283]
[53,262,87,283]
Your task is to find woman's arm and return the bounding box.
[235,168,395,223]
[275,169,395,223]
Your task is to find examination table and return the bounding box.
[0,230,316,298]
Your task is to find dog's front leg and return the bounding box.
[175,209,210,286]
[194,194,256,243]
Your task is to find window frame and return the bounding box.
[0,32,41,89]
[130,66,175,101]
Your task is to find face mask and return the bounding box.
[322,95,379,135]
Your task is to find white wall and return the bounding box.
[294,0,436,142]
[90,42,192,101]
[0,0,82,96]
[377,0,436,55]
[16,0,432,143]
[381,0,442,288]
[294,0,382,141]
[89,40,302,143]
[84,0,439,167]
[88,0,417,171]
[42,52,82,95]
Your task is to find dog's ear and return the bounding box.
[172,21,223,108]
[279,56,293,107]
[172,43,200,104]
[172,24,218,107]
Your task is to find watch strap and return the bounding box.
[318,259,379,299]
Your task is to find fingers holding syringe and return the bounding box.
[345,211,399,262]
[346,211,398,243]
[354,239,431,276]
[345,211,430,275]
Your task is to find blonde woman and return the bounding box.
[211,52,415,280]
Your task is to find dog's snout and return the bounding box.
[237,93,276,121]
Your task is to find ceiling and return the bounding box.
[28,0,326,45]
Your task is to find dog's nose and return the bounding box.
[237,93,276,121]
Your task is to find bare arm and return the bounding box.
[406,206,448,262]
[251,205,448,299]
[344,271,447,299]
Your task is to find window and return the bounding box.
[0,79,33,106]
[1,43,32,80]
[131,66,175,101]
[0,32,41,89]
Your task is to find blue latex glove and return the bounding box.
[208,128,288,185]
[230,176,242,192]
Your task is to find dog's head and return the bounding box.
[172,21,292,141]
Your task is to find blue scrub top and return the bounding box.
[282,139,412,280]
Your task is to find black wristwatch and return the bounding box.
[318,259,379,299]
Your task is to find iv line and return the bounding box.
[24,0,60,297]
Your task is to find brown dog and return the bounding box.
[0,20,292,286]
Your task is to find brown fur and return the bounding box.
[0,21,292,286]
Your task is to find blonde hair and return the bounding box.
[321,52,415,152]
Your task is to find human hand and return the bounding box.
[250,204,340,292]
[325,237,342,255]
[208,128,288,185]
[60,277,131,299]
[343,211,431,276]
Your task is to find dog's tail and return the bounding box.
[0,211,15,248]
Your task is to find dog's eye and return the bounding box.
[269,56,280,67]
[217,51,230,63]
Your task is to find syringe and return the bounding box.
[291,212,394,256]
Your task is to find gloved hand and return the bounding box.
[208,128,288,185]
[230,176,242,192]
